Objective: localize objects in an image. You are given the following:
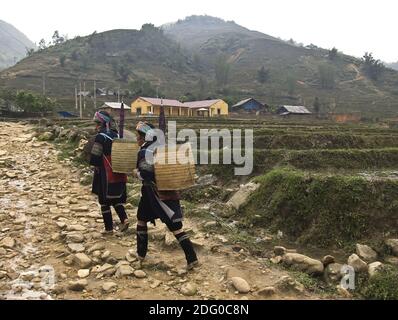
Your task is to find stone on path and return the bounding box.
[78,269,90,278]
[230,277,250,294]
[0,237,15,249]
[282,253,324,275]
[68,279,88,292]
[102,282,118,292]
[180,282,197,296]
[115,265,134,278]
[68,243,85,253]
[73,253,92,269]
[134,270,147,279]
[257,287,276,297]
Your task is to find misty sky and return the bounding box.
[2,0,397,62]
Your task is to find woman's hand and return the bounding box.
[134,169,143,181]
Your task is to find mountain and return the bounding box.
[387,62,398,71]
[163,16,398,116]
[0,20,36,70]
[162,15,281,51]
[1,15,398,117]
[0,25,196,105]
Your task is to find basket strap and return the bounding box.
[103,155,113,171]
[100,133,114,141]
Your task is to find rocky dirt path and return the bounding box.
[0,122,332,300]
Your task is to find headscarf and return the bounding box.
[136,121,154,134]
[136,121,155,141]
[93,111,116,133]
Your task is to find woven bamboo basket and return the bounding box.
[111,139,139,174]
[154,143,196,191]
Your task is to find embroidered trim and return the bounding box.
[178,235,190,243]
[91,142,103,156]
[138,160,154,172]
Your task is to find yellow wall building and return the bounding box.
[131,97,229,117]
[183,99,229,117]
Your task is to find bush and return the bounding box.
[362,52,385,81]
[362,266,398,300]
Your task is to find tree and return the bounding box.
[25,48,35,57]
[286,74,296,95]
[80,56,89,70]
[141,23,161,34]
[318,64,335,89]
[52,30,65,45]
[198,77,207,99]
[38,39,47,51]
[179,95,189,103]
[313,97,321,114]
[13,90,55,113]
[215,55,231,87]
[257,66,270,83]
[71,50,79,61]
[59,55,66,67]
[328,47,338,60]
[118,65,130,82]
[362,52,385,81]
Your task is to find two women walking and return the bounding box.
[89,111,198,270]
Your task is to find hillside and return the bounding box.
[0,25,196,106]
[0,20,35,70]
[163,16,398,117]
[1,16,398,117]
[162,15,281,51]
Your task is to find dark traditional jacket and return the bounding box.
[90,129,127,205]
[136,140,183,224]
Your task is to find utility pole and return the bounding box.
[42,73,46,96]
[94,80,97,110]
[75,86,78,110]
[79,81,82,118]
[83,81,86,110]
[117,86,120,103]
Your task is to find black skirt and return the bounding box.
[137,184,183,224]
[92,167,127,205]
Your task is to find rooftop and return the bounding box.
[280,105,311,114]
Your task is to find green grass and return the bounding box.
[289,271,337,295]
[241,168,398,247]
[361,266,398,300]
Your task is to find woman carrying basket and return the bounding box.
[90,111,130,234]
[134,121,199,270]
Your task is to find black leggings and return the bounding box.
[136,219,197,264]
[101,202,128,231]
